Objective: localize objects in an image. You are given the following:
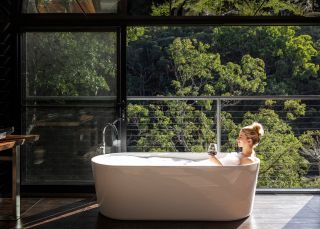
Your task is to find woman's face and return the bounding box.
[237,131,251,148]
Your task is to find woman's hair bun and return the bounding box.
[251,122,264,137]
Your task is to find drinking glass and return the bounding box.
[208,143,217,155]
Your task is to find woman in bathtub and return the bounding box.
[208,122,264,166]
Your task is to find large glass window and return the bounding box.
[127,26,320,97]
[127,26,320,188]
[19,3,320,189]
[23,32,117,184]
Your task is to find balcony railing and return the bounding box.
[127,95,320,189]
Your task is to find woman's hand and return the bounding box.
[208,155,223,166]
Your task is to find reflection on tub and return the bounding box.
[91,152,260,221]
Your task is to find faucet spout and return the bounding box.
[102,119,120,154]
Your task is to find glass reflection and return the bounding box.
[23,32,117,184]
[128,0,320,16]
[25,0,119,13]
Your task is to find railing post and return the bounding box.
[216,98,221,152]
[119,25,127,152]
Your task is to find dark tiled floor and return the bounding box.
[0,194,319,229]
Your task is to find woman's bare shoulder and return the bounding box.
[240,157,255,165]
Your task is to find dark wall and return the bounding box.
[0,0,19,196]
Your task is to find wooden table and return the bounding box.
[0,142,15,151]
[0,135,39,220]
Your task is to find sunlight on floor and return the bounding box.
[23,204,98,229]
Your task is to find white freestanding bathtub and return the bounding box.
[91,152,260,221]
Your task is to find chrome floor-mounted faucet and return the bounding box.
[102,119,120,154]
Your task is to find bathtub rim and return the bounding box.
[91,152,260,167]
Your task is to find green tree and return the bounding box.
[169,37,267,97]
[284,100,306,121]
[27,32,116,96]
[128,101,215,152]
[233,0,305,16]
[127,27,145,44]
[149,0,314,16]
[211,26,319,94]
[299,130,320,187]
[128,26,320,96]
[299,130,320,175]
[151,0,228,16]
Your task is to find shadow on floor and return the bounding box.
[282,195,320,229]
[94,213,247,229]
[2,198,249,229]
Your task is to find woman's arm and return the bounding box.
[208,155,223,166]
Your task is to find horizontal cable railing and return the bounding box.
[127,96,320,189]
